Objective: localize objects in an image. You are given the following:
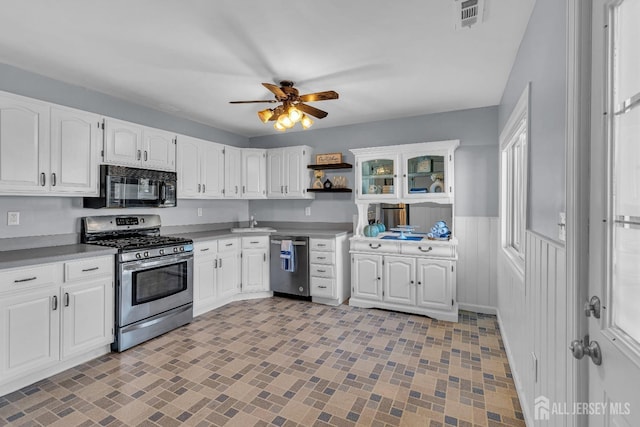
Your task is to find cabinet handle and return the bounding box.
[318,285,327,289]
[235,185,238,194]
[200,248,210,252]
[144,151,148,161]
[40,172,46,186]
[198,183,201,193]
[263,253,266,262]
[52,295,58,311]
[137,150,142,161]
[82,266,100,272]
[243,185,246,193]
[418,246,433,252]
[64,292,70,307]
[51,173,57,186]
[214,259,218,269]
[285,185,288,194]
[318,244,326,247]
[317,269,326,273]
[203,184,206,193]
[317,256,326,260]
[369,243,382,249]
[219,258,222,268]
[14,276,37,283]
[281,185,284,194]
[250,241,259,244]
[225,243,233,247]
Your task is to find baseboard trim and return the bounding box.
[458,303,497,315]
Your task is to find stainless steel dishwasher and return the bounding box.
[269,236,310,297]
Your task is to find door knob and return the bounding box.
[570,335,602,365]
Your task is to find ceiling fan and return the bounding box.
[229,80,339,131]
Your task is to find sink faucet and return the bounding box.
[250,215,258,228]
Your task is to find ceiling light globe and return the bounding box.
[278,113,294,129]
[288,107,302,123]
[274,122,286,131]
[301,114,313,129]
[257,109,274,123]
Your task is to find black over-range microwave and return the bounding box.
[83,165,177,208]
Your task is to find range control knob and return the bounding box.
[144,251,149,258]
[135,253,142,259]
[179,246,185,252]
[159,249,165,255]
[173,247,178,253]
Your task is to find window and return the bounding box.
[500,85,529,270]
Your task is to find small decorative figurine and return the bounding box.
[312,170,325,189]
[323,178,333,189]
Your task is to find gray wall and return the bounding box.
[0,62,251,240]
[498,0,566,242]
[249,106,499,223]
[0,62,248,147]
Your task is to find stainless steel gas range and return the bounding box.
[81,215,193,352]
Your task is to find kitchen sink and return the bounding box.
[230,227,276,233]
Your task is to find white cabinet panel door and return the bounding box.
[267,149,285,198]
[285,147,305,198]
[143,128,176,171]
[352,254,382,301]
[201,142,225,198]
[0,93,49,193]
[104,118,142,166]
[177,136,201,198]
[218,251,240,300]
[242,250,268,292]
[50,107,100,195]
[242,149,266,198]
[416,259,452,310]
[194,255,216,314]
[224,146,242,198]
[383,256,415,305]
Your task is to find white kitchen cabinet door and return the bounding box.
[61,278,113,360]
[242,149,266,198]
[383,256,416,305]
[103,118,143,167]
[200,142,225,198]
[177,136,201,198]
[416,258,453,310]
[352,253,383,301]
[50,107,100,195]
[142,128,176,171]
[242,249,269,292]
[194,247,216,315]
[284,147,306,198]
[0,92,50,194]
[224,146,242,198]
[218,251,241,300]
[267,148,285,198]
[0,287,60,382]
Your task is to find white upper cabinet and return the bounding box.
[0,92,50,194]
[351,140,459,204]
[224,146,242,198]
[267,146,313,199]
[0,92,99,196]
[103,118,176,171]
[177,135,224,199]
[50,106,100,195]
[242,149,266,199]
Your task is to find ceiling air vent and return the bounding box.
[453,0,484,29]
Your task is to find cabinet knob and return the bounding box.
[377,277,381,280]
[418,281,422,285]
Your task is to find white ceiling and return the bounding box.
[0,0,535,137]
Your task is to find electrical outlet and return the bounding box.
[305,207,311,216]
[7,211,20,226]
[559,212,566,242]
[197,208,203,217]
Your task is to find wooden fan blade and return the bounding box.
[296,103,328,119]
[229,100,277,104]
[298,91,339,102]
[262,83,287,99]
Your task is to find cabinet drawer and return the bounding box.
[0,264,61,293]
[310,252,334,265]
[400,243,455,258]
[65,256,113,282]
[310,277,335,298]
[217,238,239,252]
[194,241,217,258]
[350,240,399,253]
[310,239,335,251]
[310,264,335,278]
[242,236,269,249]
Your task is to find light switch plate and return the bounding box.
[197,208,203,217]
[7,211,20,226]
[559,212,566,242]
[305,207,311,216]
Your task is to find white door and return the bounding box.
[267,149,285,198]
[285,147,305,198]
[61,279,112,360]
[201,142,225,198]
[0,288,60,382]
[142,128,176,171]
[224,146,242,198]
[586,2,640,425]
[218,251,240,300]
[176,136,201,198]
[242,250,267,292]
[352,254,382,301]
[0,92,50,193]
[194,253,216,314]
[103,118,142,166]
[383,256,415,305]
[50,107,100,195]
[242,149,266,198]
[416,259,453,310]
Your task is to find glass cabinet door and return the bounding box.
[403,154,446,198]
[359,157,398,198]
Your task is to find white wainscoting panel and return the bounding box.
[455,216,498,313]
[498,231,572,427]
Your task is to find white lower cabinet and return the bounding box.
[193,238,241,316]
[241,236,270,293]
[350,238,458,322]
[0,255,114,396]
[309,236,350,305]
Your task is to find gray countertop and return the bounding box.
[0,244,118,271]
[170,228,349,242]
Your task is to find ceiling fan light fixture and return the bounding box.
[277,113,294,129]
[301,114,313,130]
[274,122,286,131]
[257,109,274,123]
[288,106,302,123]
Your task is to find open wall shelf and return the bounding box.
[307,188,352,193]
[307,163,353,170]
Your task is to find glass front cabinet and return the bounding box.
[352,140,458,204]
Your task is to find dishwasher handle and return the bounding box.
[270,240,307,246]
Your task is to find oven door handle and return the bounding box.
[120,252,193,271]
